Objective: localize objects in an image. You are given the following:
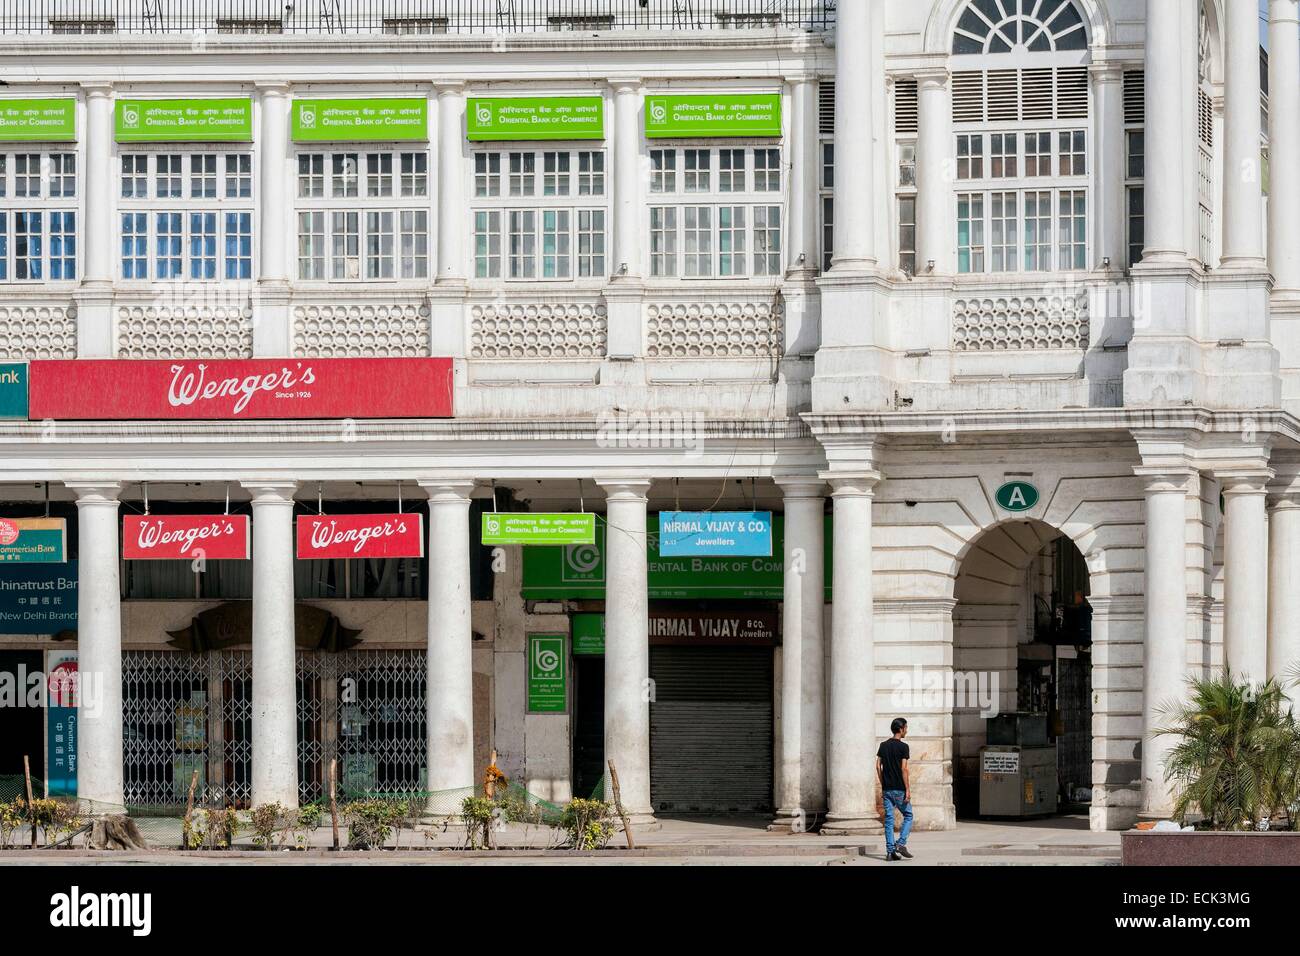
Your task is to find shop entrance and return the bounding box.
[0,650,45,786]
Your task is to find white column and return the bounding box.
[1219,0,1266,270]
[69,482,123,812]
[822,474,883,835]
[1140,0,1187,263]
[257,84,291,283]
[243,481,299,808]
[421,480,476,805]
[1221,473,1271,680]
[611,79,642,279]
[1091,63,1126,270]
[772,479,826,830]
[436,83,466,283]
[1268,491,1300,708]
[82,85,114,284]
[787,75,819,277]
[1269,0,1300,293]
[829,0,875,271]
[1138,470,1190,818]
[597,479,656,825]
[915,69,952,274]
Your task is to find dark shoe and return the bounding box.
[896,845,913,859]
[886,852,899,861]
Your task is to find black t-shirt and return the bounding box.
[877,738,910,792]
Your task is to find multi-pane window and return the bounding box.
[118,151,253,281]
[647,145,784,278]
[820,141,834,271]
[953,129,1089,273]
[0,150,78,282]
[896,137,917,273]
[472,148,607,280]
[1126,129,1144,268]
[295,150,429,281]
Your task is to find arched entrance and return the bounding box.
[951,518,1094,821]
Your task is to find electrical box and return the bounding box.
[978,744,1058,818]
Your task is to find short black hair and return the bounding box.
[891,718,908,735]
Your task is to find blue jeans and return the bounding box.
[883,790,912,854]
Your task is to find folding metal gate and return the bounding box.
[122,648,425,810]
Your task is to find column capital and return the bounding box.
[913,67,950,90]
[255,81,291,97]
[241,480,299,504]
[418,479,477,501]
[433,80,466,96]
[1216,470,1274,495]
[1133,467,1196,493]
[822,472,882,496]
[596,478,652,501]
[608,76,642,92]
[775,476,828,498]
[66,481,122,505]
[79,82,114,99]
[1087,61,1125,84]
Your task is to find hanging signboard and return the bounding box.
[481,512,596,546]
[644,92,782,138]
[114,97,254,143]
[0,98,76,143]
[123,514,250,561]
[292,97,429,142]
[0,363,30,419]
[467,96,604,141]
[0,517,67,563]
[45,649,78,797]
[297,513,425,560]
[28,357,454,421]
[523,516,831,600]
[0,561,77,634]
[527,634,567,713]
[571,613,605,656]
[658,510,772,557]
[570,610,776,655]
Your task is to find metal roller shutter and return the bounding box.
[649,645,774,814]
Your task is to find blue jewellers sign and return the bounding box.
[658,511,773,557]
[0,560,77,634]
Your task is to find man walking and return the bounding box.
[877,717,913,861]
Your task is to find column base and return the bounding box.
[768,808,827,833]
[618,810,660,831]
[820,814,884,836]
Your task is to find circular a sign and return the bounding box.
[995,481,1039,513]
[0,518,18,545]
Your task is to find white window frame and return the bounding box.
[0,149,80,283]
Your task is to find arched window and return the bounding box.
[952,0,1087,56]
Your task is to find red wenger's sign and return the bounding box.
[123,514,250,560]
[297,513,425,560]
[27,358,454,420]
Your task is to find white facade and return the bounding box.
[0,0,1298,833]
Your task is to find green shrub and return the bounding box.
[560,798,614,850]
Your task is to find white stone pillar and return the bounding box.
[420,480,476,805]
[1140,0,1187,263]
[436,83,466,283]
[1221,472,1271,680]
[1268,491,1300,708]
[822,474,883,835]
[243,481,299,808]
[787,75,819,277]
[597,479,656,825]
[257,84,291,283]
[1137,470,1190,818]
[611,78,642,279]
[829,0,875,271]
[1220,0,1266,270]
[772,479,826,830]
[1269,0,1300,294]
[69,482,123,812]
[915,68,952,274]
[1091,63,1126,270]
[76,84,115,358]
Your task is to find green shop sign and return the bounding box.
[482,512,596,546]
[522,516,833,600]
[467,96,604,141]
[0,363,29,419]
[645,92,782,139]
[995,481,1040,513]
[292,98,428,142]
[527,634,567,713]
[571,613,605,656]
[115,98,253,143]
[0,98,76,143]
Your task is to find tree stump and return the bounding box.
[88,815,149,851]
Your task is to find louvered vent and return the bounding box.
[949,67,1092,124]
[819,80,835,135]
[1198,88,1214,147]
[893,78,918,134]
[1123,70,1145,124]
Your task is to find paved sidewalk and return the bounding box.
[0,813,1121,865]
